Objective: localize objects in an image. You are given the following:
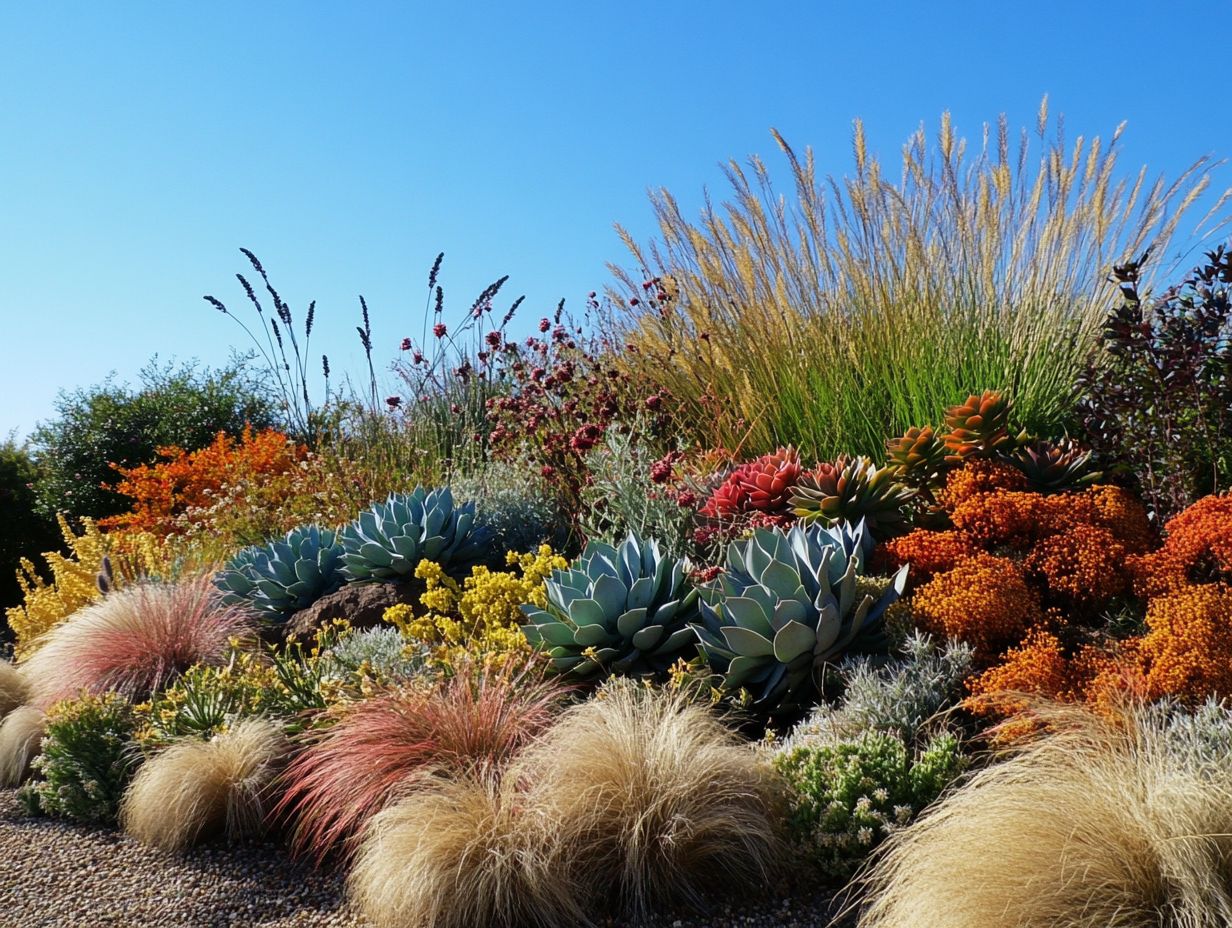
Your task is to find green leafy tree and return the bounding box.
[0,437,59,613]
[30,356,278,522]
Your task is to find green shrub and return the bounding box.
[20,693,141,825]
[0,437,59,614]
[774,730,965,881]
[30,357,277,521]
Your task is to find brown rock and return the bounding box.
[285,579,424,639]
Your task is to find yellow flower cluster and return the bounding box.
[6,517,167,657]
[384,546,567,667]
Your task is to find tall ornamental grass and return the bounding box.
[610,100,1229,459]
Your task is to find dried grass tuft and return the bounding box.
[120,717,288,851]
[0,705,46,786]
[0,661,29,719]
[857,699,1232,928]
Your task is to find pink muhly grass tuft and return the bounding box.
[21,577,256,709]
[276,659,568,866]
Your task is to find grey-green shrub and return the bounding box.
[450,459,568,554]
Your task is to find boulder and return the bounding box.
[286,578,423,639]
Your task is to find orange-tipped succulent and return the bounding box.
[790,455,916,536]
[941,390,1018,462]
[885,425,949,490]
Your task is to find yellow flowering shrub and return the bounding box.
[383,546,568,667]
[7,517,167,656]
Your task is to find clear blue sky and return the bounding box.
[2,1,1228,440]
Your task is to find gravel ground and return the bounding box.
[0,788,847,928]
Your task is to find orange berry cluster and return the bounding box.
[1137,583,1232,705]
[876,529,978,589]
[939,458,1027,510]
[1128,494,1232,598]
[911,553,1041,661]
[1025,525,1128,604]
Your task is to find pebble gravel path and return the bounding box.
[0,789,848,928]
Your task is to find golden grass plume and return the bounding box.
[0,661,29,719]
[515,681,785,921]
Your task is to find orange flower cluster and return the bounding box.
[100,427,307,537]
[1137,583,1232,705]
[1025,525,1128,604]
[939,458,1026,510]
[911,553,1041,661]
[1128,494,1232,598]
[875,529,978,589]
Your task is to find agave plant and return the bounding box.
[215,524,345,622]
[941,391,1022,462]
[1006,438,1101,493]
[790,456,915,537]
[339,488,494,582]
[520,533,700,677]
[692,522,907,710]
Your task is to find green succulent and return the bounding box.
[339,487,494,582]
[1006,438,1101,493]
[520,532,700,678]
[215,524,345,622]
[692,521,907,711]
[790,456,916,537]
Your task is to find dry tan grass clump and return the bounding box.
[857,700,1232,928]
[349,773,584,928]
[120,718,288,851]
[516,681,785,921]
[0,705,46,786]
[0,661,29,719]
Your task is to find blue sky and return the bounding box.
[1,1,1228,439]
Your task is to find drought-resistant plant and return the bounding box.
[786,632,973,746]
[349,773,584,928]
[318,626,428,685]
[0,661,29,719]
[910,553,1040,661]
[610,103,1227,461]
[515,681,784,920]
[1128,493,1232,599]
[693,522,906,709]
[276,659,565,864]
[450,458,569,554]
[0,706,46,786]
[7,516,166,656]
[790,456,915,536]
[520,533,700,678]
[99,426,308,538]
[214,524,345,623]
[29,357,276,521]
[20,578,255,710]
[1138,583,1232,705]
[120,718,288,851]
[775,730,965,881]
[20,693,141,825]
[388,546,568,668]
[1076,247,1232,519]
[855,701,1232,928]
[339,487,494,581]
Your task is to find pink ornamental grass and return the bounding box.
[275,658,567,866]
[21,577,255,709]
